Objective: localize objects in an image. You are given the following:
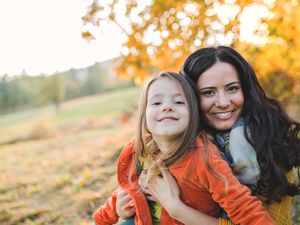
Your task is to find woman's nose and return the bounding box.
[215,93,230,108]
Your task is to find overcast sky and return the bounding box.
[0,0,269,77]
[0,0,123,76]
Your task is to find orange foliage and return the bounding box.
[82,0,300,106]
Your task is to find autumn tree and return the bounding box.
[82,0,300,109]
[82,0,273,82]
[236,0,300,106]
[38,74,65,113]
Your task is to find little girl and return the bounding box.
[93,72,274,225]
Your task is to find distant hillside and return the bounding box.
[0,57,135,114]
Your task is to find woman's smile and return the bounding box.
[211,110,235,120]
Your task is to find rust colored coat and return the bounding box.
[94,138,274,225]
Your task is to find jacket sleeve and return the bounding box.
[93,188,120,225]
[218,194,293,225]
[197,142,274,225]
[218,166,295,225]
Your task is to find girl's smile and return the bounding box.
[158,116,178,122]
[146,77,189,142]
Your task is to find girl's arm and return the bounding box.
[93,188,120,225]
[197,142,274,225]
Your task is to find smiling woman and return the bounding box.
[197,61,244,131]
[180,45,300,225]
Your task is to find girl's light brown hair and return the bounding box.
[129,71,201,185]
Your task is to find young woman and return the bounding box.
[115,46,300,225]
[93,72,274,225]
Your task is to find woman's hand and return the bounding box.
[116,189,135,219]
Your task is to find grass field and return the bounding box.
[0,87,141,225]
[0,86,299,225]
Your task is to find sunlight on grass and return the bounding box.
[0,86,299,225]
[0,87,139,225]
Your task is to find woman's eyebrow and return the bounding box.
[198,86,215,91]
[226,81,240,87]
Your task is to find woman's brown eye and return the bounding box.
[227,85,240,92]
[200,90,214,97]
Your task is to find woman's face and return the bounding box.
[197,62,244,131]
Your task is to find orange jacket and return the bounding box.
[94,138,274,225]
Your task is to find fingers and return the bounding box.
[120,204,135,219]
[142,186,159,203]
[117,189,128,198]
[116,189,136,219]
[138,170,150,188]
[145,194,156,202]
[123,199,135,209]
[118,190,132,206]
[125,206,136,216]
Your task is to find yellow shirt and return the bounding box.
[139,157,162,225]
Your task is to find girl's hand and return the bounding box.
[139,167,219,225]
[139,165,181,216]
[116,189,135,219]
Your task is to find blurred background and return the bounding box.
[0,0,299,224]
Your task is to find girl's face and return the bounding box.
[197,62,244,131]
[146,77,189,142]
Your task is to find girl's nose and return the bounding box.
[162,102,174,112]
[163,107,173,112]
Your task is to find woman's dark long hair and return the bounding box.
[180,46,300,203]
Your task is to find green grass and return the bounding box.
[0,87,140,144]
[0,87,140,225]
[53,87,140,126]
[0,86,299,225]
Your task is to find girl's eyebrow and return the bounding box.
[173,93,184,97]
[149,93,184,98]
